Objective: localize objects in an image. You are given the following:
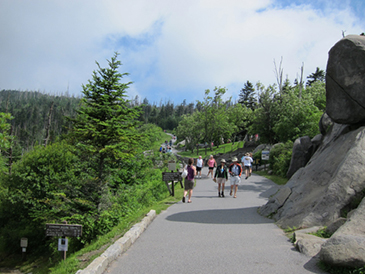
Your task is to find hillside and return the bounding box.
[0,89,81,153]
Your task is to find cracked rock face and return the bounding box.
[259,123,365,229]
[326,35,365,124]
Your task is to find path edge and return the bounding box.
[75,209,157,274]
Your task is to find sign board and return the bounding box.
[58,238,68,251]
[162,172,182,182]
[20,238,28,248]
[168,160,176,171]
[261,150,270,160]
[46,224,82,237]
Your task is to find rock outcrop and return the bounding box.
[326,35,365,124]
[259,35,365,268]
[260,122,365,228]
[286,136,314,179]
[320,198,365,267]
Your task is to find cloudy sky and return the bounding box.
[1,0,364,104]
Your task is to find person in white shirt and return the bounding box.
[241,153,253,179]
[196,156,204,178]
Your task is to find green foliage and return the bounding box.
[176,87,250,152]
[176,112,204,152]
[67,52,141,180]
[0,142,93,254]
[238,80,257,110]
[249,83,279,144]
[178,141,244,158]
[0,140,171,259]
[268,141,293,177]
[309,227,332,239]
[0,112,14,150]
[304,81,326,112]
[273,88,322,142]
[0,90,80,151]
[306,67,325,87]
[137,123,166,151]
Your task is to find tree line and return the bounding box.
[175,68,326,153]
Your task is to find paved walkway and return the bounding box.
[103,168,327,274]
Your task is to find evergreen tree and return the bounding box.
[67,53,141,180]
[238,81,257,110]
[306,67,325,86]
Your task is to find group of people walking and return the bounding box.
[182,153,254,202]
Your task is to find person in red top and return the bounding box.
[228,157,242,198]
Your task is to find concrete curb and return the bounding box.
[76,209,157,274]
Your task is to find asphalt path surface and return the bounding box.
[103,167,327,274]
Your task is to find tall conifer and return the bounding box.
[67,53,141,180]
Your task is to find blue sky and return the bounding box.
[0,0,364,105]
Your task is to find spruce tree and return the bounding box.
[67,53,141,180]
[238,81,257,110]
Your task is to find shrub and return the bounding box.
[268,141,293,177]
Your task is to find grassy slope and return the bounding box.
[178,141,245,158]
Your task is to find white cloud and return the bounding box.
[0,0,363,103]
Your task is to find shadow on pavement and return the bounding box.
[165,207,274,225]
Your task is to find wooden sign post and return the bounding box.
[46,222,82,260]
[162,170,182,196]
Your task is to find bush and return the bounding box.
[268,141,293,177]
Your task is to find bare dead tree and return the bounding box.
[44,101,54,147]
[8,125,13,175]
[274,57,284,93]
[298,62,304,99]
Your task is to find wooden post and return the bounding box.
[178,169,183,188]
[61,221,67,260]
[171,170,175,196]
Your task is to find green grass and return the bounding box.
[253,170,288,185]
[178,141,245,158]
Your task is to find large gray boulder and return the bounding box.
[259,123,365,229]
[319,112,333,136]
[320,198,365,267]
[326,35,365,124]
[286,136,313,179]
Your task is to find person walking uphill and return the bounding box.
[241,152,253,179]
[228,157,242,198]
[214,159,228,197]
[182,158,197,203]
[196,156,204,179]
[207,155,217,178]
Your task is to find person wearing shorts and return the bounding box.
[228,157,242,198]
[182,158,196,203]
[207,155,217,178]
[196,156,204,178]
[241,152,253,179]
[214,159,228,197]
